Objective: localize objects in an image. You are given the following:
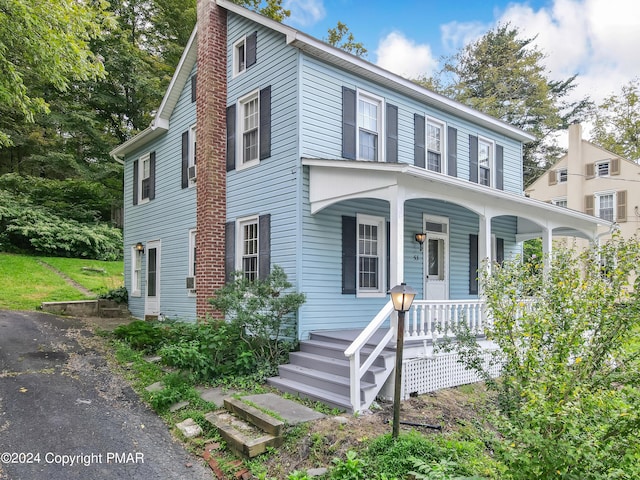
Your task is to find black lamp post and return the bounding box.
[389,282,417,438]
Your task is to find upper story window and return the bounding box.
[558,168,568,183]
[478,138,493,187]
[133,152,155,205]
[240,91,259,167]
[357,214,386,297]
[597,161,610,177]
[233,32,257,77]
[358,92,383,162]
[596,192,615,222]
[553,197,568,208]
[427,118,445,173]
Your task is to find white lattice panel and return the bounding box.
[402,350,501,399]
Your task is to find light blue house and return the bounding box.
[111,0,606,411]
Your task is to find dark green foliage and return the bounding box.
[98,286,128,304]
[112,321,168,352]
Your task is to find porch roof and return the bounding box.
[302,158,611,240]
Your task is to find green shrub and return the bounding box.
[98,286,128,304]
[112,321,167,352]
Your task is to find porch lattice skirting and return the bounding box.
[400,349,501,399]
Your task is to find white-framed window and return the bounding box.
[557,168,568,183]
[426,118,445,173]
[357,91,384,162]
[138,153,151,203]
[131,246,142,296]
[187,229,196,295]
[595,192,615,222]
[237,216,259,281]
[233,37,247,77]
[478,138,494,187]
[188,124,197,185]
[552,197,568,208]
[357,214,385,296]
[596,161,610,177]
[238,91,260,168]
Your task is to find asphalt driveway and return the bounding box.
[0,310,212,480]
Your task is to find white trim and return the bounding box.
[187,229,197,296]
[356,89,385,162]
[236,90,261,170]
[144,240,161,316]
[596,160,611,177]
[131,246,142,297]
[477,136,495,187]
[356,213,386,298]
[594,191,616,222]
[233,35,247,78]
[426,117,447,174]
[236,215,260,279]
[423,214,449,300]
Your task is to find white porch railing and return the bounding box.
[343,299,488,413]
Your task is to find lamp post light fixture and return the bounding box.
[414,233,426,251]
[135,242,145,254]
[389,282,417,438]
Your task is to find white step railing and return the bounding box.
[343,298,489,413]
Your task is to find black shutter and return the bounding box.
[225,221,235,283]
[226,105,236,172]
[191,74,196,103]
[258,214,271,280]
[259,86,271,160]
[342,87,357,160]
[496,144,504,190]
[414,114,425,168]
[447,126,457,177]
[496,237,504,265]
[469,234,479,295]
[181,131,189,189]
[149,151,156,200]
[386,104,398,163]
[133,159,139,205]
[246,31,257,68]
[469,135,478,183]
[342,216,357,294]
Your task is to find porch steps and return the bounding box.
[268,332,395,413]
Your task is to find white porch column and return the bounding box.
[478,214,492,291]
[541,226,553,276]
[389,187,405,287]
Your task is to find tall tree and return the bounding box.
[0,0,110,147]
[590,78,640,161]
[420,24,591,185]
[326,21,367,58]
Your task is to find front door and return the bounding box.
[423,216,449,300]
[145,240,160,317]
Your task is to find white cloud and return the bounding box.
[283,0,326,27]
[375,31,439,79]
[440,20,488,53]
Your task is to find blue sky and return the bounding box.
[281,0,640,112]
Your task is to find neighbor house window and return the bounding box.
[478,138,493,186]
[238,217,259,281]
[239,91,259,167]
[358,92,383,161]
[597,161,610,177]
[234,37,246,76]
[357,214,385,296]
[558,168,568,183]
[553,197,568,208]
[427,119,445,173]
[131,247,142,296]
[187,229,196,295]
[596,192,615,222]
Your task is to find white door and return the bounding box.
[424,231,449,301]
[145,240,160,317]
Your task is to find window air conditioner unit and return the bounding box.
[188,165,197,181]
[186,276,196,290]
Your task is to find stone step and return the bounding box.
[223,397,284,437]
[204,410,283,458]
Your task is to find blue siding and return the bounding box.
[123,64,198,321]
[299,55,524,194]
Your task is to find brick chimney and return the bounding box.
[195,0,227,318]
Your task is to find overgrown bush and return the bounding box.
[98,286,128,304]
[448,235,640,479]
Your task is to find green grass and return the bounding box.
[0,253,124,310]
[39,255,123,294]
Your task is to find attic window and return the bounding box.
[597,161,610,177]
[558,168,567,183]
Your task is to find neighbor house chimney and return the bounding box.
[195,0,227,318]
[566,123,583,211]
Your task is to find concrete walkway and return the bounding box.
[0,310,213,480]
